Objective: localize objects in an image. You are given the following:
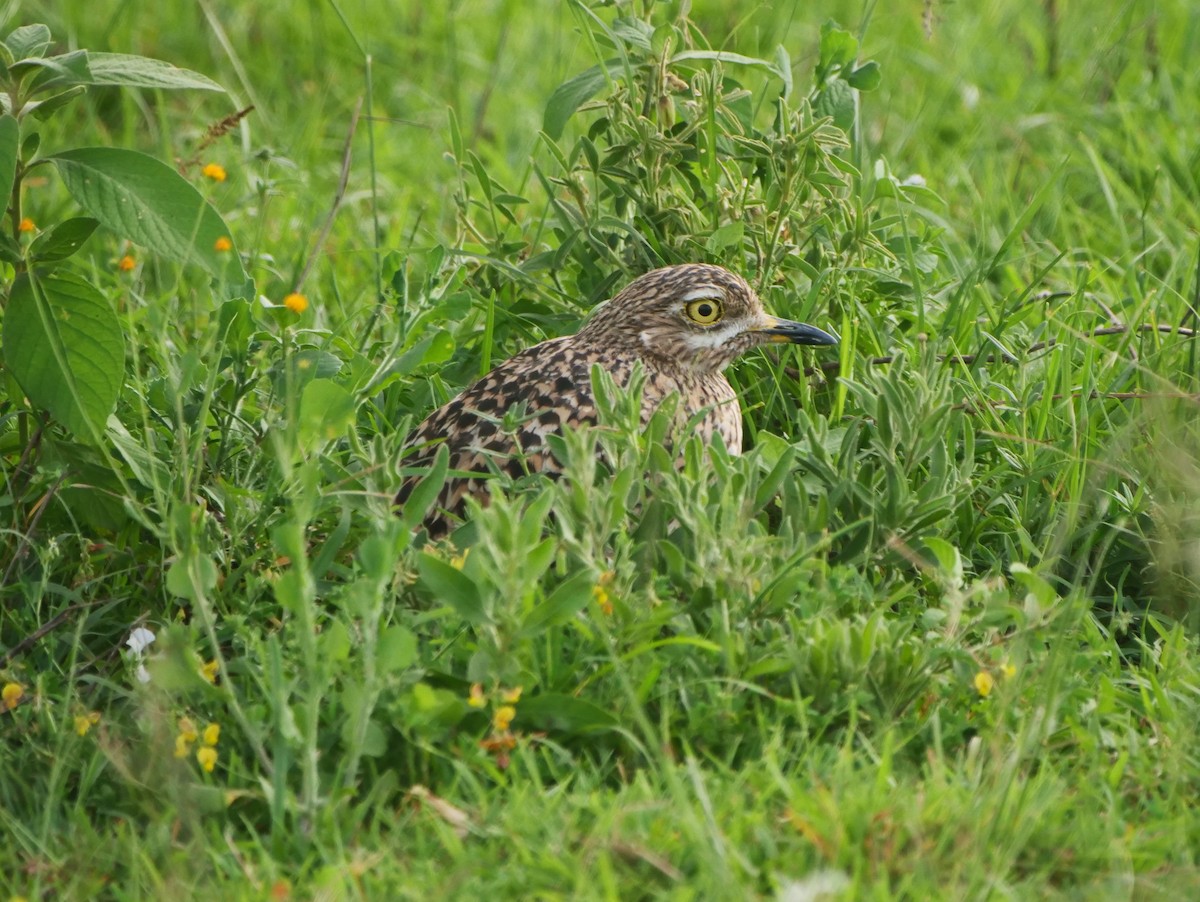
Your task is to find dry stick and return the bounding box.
[793,322,1198,379]
[0,599,102,667]
[292,96,362,294]
[1,471,65,589]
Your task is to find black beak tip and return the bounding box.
[769,321,839,346]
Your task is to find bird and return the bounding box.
[395,263,837,536]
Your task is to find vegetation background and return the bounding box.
[2,0,1199,898]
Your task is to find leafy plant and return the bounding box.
[0,22,246,443]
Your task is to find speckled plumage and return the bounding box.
[396,263,836,535]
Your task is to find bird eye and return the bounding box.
[685,298,723,325]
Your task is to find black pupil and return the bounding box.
[697,303,713,318]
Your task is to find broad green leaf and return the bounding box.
[28,85,87,121]
[29,217,98,263]
[85,53,225,91]
[377,625,418,674]
[0,114,16,208]
[19,50,90,90]
[519,571,596,637]
[416,552,487,625]
[543,62,613,140]
[298,378,356,449]
[517,693,619,734]
[704,220,744,253]
[165,553,219,601]
[5,24,52,61]
[49,147,246,285]
[3,270,124,438]
[813,78,855,135]
[391,329,455,375]
[846,61,882,91]
[818,21,858,72]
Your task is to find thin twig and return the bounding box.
[0,599,101,666]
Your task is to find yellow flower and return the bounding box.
[196,746,218,773]
[174,733,192,758]
[202,722,221,746]
[500,686,523,704]
[492,705,516,732]
[283,292,308,314]
[973,670,995,698]
[1000,661,1017,679]
[201,162,227,182]
[178,717,198,742]
[467,683,487,709]
[449,548,470,570]
[117,255,136,272]
[17,217,34,232]
[592,584,612,616]
[214,235,233,252]
[74,712,100,736]
[2,682,23,710]
[200,659,219,684]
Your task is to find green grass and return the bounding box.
[3,0,1200,898]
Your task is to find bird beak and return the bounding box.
[755,315,838,346]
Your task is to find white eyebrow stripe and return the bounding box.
[682,322,744,349]
[681,286,724,302]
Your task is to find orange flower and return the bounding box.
[117,255,136,271]
[17,217,34,232]
[201,163,227,182]
[214,236,233,252]
[283,292,308,314]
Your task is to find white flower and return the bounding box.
[135,664,152,684]
[126,627,156,655]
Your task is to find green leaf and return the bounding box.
[773,44,794,99]
[84,53,225,91]
[417,553,487,625]
[297,378,356,449]
[704,220,744,253]
[399,444,449,530]
[165,553,219,601]
[543,63,612,140]
[813,78,856,135]
[391,329,455,375]
[519,571,596,637]
[377,625,418,674]
[3,270,124,438]
[19,50,90,91]
[29,217,98,263]
[27,85,87,121]
[0,114,16,207]
[818,21,858,72]
[49,147,246,286]
[5,25,52,61]
[846,61,882,91]
[672,50,779,72]
[517,693,619,735]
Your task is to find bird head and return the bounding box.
[579,264,837,373]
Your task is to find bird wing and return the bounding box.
[395,337,638,533]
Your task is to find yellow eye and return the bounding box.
[684,297,723,325]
